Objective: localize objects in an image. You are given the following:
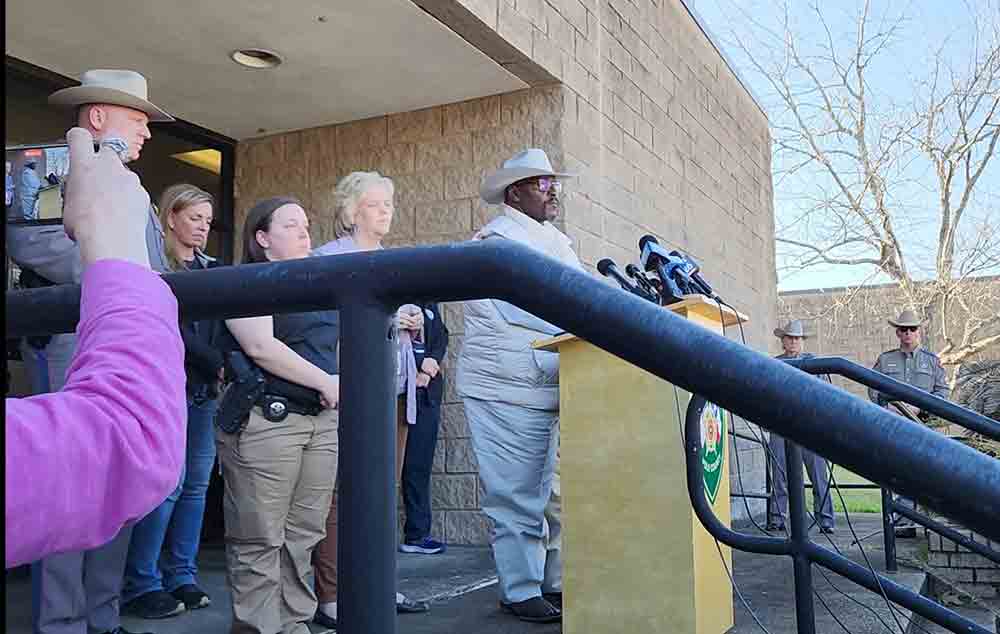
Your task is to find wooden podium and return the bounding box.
[536,296,747,634]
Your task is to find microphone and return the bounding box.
[638,235,685,303]
[669,249,718,299]
[625,264,660,302]
[598,258,657,302]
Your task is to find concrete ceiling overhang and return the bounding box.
[5,0,527,140]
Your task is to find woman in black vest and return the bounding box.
[218,196,340,634]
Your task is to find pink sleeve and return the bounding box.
[5,260,187,568]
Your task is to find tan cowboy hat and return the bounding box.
[48,69,174,122]
[888,309,922,328]
[480,148,574,204]
[773,319,808,338]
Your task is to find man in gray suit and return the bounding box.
[9,68,174,634]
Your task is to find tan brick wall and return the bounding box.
[778,280,1000,399]
[233,0,777,539]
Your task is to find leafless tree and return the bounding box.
[729,0,1000,367]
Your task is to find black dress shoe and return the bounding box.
[766,522,786,532]
[397,595,429,613]
[819,526,835,534]
[500,596,562,623]
[313,608,338,629]
[542,592,562,611]
[101,628,154,634]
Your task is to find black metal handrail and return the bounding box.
[785,356,1000,442]
[685,395,993,634]
[8,240,1000,634]
[786,357,1000,573]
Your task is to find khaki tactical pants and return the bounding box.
[217,407,339,634]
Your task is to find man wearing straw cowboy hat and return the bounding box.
[869,309,950,538]
[457,148,582,623]
[766,320,836,534]
[11,69,174,634]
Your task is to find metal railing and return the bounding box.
[786,356,1000,574]
[8,240,1000,634]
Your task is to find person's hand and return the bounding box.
[415,371,431,388]
[396,305,423,332]
[319,374,340,410]
[63,127,150,268]
[420,357,440,379]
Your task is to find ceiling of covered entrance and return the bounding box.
[5,0,527,140]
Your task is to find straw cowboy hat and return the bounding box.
[888,309,922,328]
[48,69,174,122]
[773,319,808,339]
[480,148,574,205]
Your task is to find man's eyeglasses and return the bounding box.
[530,176,563,195]
[896,326,918,333]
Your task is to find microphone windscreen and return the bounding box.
[597,258,615,276]
[638,234,658,250]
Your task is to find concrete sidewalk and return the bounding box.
[5,513,996,633]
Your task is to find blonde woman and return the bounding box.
[123,184,223,618]
[310,171,430,628]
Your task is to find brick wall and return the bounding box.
[233,0,776,540]
[926,528,1000,599]
[778,280,1000,399]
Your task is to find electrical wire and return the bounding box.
[715,539,775,634]
[712,297,927,634]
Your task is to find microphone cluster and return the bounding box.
[597,235,721,306]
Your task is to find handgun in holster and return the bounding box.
[215,350,266,435]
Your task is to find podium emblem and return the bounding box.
[700,402,727,504]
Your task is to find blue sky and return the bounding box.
[687,0,999,291]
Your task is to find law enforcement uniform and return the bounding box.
[767,320,835,532]
[868,348,949,405]
[18,69,174,634]
[868,310,950,536]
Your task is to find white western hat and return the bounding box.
[480,148,574,205]
[773,319,808,338]
[48,69,174,122]
[888,309,922,328]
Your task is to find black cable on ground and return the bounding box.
[715,539,775,634]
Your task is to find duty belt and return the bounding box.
[256,393,322,422]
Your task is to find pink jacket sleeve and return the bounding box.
[5,260,187,568]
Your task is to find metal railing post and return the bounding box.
[882,488,898,572]
[786,441,816,634]
[338,302,397,634]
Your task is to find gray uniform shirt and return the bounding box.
[868,347,950,406]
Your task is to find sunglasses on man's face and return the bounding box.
[530,176,563,195]
[896,326,918,333]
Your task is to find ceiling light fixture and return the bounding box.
[230,48,283,69]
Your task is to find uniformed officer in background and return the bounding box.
[869,309,950,537]
[767,320,835,534]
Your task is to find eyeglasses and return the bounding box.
[532,176,563,195]
[896,326,918,333]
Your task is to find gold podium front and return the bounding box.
[537,296,747,634]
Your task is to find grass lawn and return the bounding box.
[822,465,882,514]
